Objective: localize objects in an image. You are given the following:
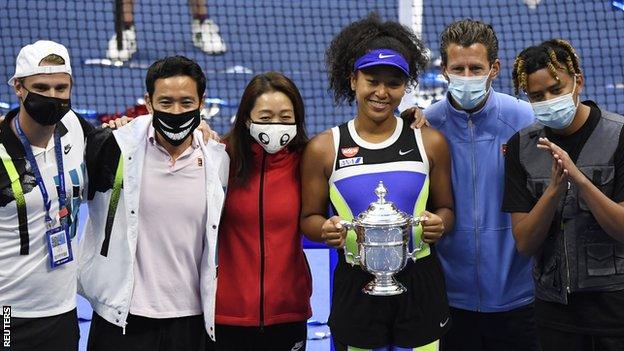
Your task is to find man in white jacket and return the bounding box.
[78,55,228,351]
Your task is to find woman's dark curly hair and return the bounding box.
[325,12,429,105]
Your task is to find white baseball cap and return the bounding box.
[8,40,72,86]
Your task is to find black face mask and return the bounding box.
[22,89,71,126]
[152,108,201,146]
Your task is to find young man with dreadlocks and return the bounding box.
[503,39,624,351]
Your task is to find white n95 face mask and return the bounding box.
[249,122,297,154]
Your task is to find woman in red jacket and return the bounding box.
[214,72,312,350]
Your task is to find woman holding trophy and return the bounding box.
[300,13,455,351]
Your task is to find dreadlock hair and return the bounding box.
[440,19,498,66]
[512,39,582,96]
[325,12,428,105]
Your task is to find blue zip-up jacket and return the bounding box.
[424,90,535,312]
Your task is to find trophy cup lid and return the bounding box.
[357,181,411,226]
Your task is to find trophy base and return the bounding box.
[362,275,406,296]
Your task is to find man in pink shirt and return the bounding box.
[78,56,228,351]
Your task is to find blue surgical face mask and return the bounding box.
[530,79,578,130]
[447,69,492,110]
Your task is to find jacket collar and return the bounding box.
[113,113,221,157]
[1,107,70,159]
[250,141,297,167]
[444,88,498,122]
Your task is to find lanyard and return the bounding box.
[14,117,67,227]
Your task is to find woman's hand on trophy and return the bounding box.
[321,216,347,248]
[420,211,445,244]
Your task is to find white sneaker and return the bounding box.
[192,19,226,54]
[106,26,137,61]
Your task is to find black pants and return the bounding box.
[333,338,440,350]
[2,308,79,351]
[87,312,211,351]
[538,326,624,351]
[330,254,450,348]
[440,305,538,351]
[211,321,307,351]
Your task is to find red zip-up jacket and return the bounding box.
[215,142,312,326]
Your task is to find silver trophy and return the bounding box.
[340,181,424,296]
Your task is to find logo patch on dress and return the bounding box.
[339,157,363,168]
[399,148,414,156]
[341,146,359,158]
[197,157,203,167]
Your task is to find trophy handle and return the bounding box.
[338,220,361,264]
[338,220,354,231]
[409,215,427,259]
[411,215,427,227]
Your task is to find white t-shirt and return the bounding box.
[0,111,87,318]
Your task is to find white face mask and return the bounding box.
[447,68,492,110]
[249,122,297,154]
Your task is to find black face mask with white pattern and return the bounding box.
[152,108,201,146]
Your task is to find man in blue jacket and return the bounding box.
[423,19,537,350]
